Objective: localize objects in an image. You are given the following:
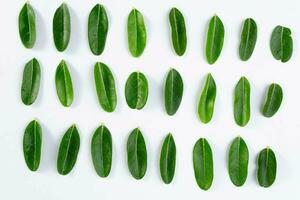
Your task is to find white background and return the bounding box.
[1,0,299,199]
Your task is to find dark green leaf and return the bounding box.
[257,147,277,187]
[53,3,71,52]
[91,124,112,178]
[94,62,117,112]
[55,60,74,107]
[164,68,183,115]
[127,9,147,57]
[57,125,80,175]
[88,4,109,55]
[125,72,148,110]
[193,138,214,190]
[239,18,257,61]
[160,133,176,184]
[198,73,216,123]
[262,83,283,118]
[127,128,147,180]
[228,136,249,187]
[270,25,293,63]
[19,2,36,48]
[205,15,224,64]
[23,120,42,171]
[234,76,251,127]
[21,58,41,105]
[169,8,187,56]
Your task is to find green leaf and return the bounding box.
[23,120,42,171]
[160,133,176,184]
[205,15,225,64]
[53,3,71,52]
[164,68,184,115]
[125,72,148,110]
[262,83,283,118]
[239,18,257,61]
[169,8,187,56]
[57,125,80,175]
[94,62,117,112]
[234,76,251,127]
[228,136,249,187]
[127,128,147,180]
[18,2,36,48]
[127,9,147,57]
[198,73,216,123]
[270,25,293,63]
[55,60,74,107]
[193,138,214,190]
[91,124,112,178]
[21,58,41,106]
[88,4,109,55]
[257,147,277,188]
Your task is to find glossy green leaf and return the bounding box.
[164,68,184,115]
[23,120,42,171]
[169,8,187,56]
[160,133,176,184]
[127,128,147,180]
[18,2,36,48]
[88,4,109,55]
[125,72,148,110]
[193,138,214,190]
[234,76,251,127]
[127,9,147,57]
[21,58,41,105]
[239,18,257,61]
[257,147,277,188]
[55,60,74,107]
[57,125,80,175]
[205,15,224,64]
[198,73,216,123]
[94,62,117,112]
[270,25,293,63]
[53,3,71,52]
[262,83,283,118]
[91,124,112,178]
[228,136,249,187]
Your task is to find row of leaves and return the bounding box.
[21,58,283,126]
[19,3,293,62]
[24,121,277,189]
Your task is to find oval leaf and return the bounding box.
[88,4,109,55]
[164,68,184,115]
[198,73,216,123]
[125,72,148,110]
[94,62,117,112]
[91,124,112,178]
[239,18,257,61]
[55,60,74,107]
[193,138,214,190]
[21,58,41,105]
[205,15,225,64]
[257,147,277,187]
[160,133,176,184]
[262,83,283,118]
[127,9,147,57]
[127,128,147,180]
[234,76,251,127]
[19,2,36,48]
[57,125,80,175]
[23,120,42,171]
[169,8,187,56]
[270,25,293,63]
[228,136,249,187]
[53,3,71,52]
